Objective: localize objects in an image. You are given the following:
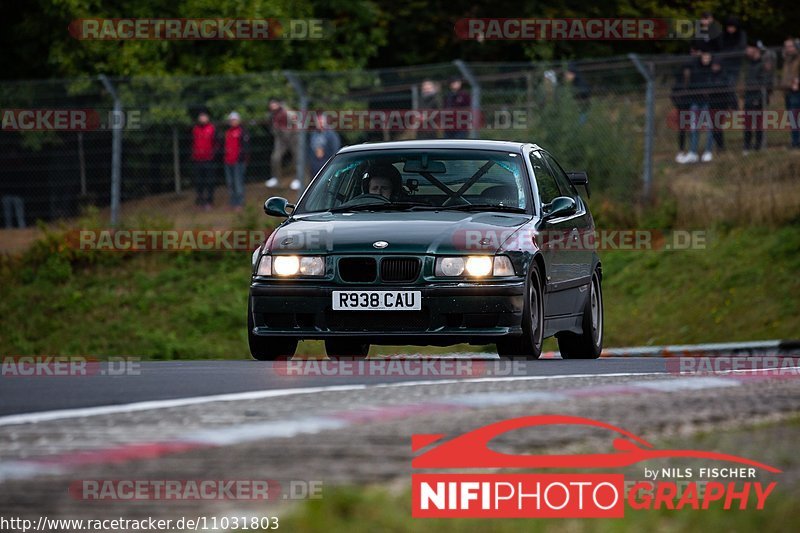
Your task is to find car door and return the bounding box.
[528,150,578,320]
[541,151,594,315]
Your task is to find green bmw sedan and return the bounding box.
[249,140,602,360]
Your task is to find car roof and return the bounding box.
[337,139,541,154]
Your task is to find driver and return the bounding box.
[363,163,402,200]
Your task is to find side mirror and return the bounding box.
[542,196,577,220]
[264,196,294,218]
[567,171,591,198]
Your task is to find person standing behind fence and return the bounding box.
[417,79,441,140]
[223,112,249,211]
[780,38,800,149]
[191,111,217,210]
[266,97,301,191]
[308,114,341,178]
[443,77,471,139]
[679,52,716,164]
[714,17,747,151]
[672,57,694,162]
[743,42,774,154]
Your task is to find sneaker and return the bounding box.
[290,179,302,191]
[701,151,713,162]
[682,152,699,164]
[265,177,279,188]
[674,151,686,163]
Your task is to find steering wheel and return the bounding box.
[337,193,392,208]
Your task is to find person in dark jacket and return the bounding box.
[780,38,800,148]
[191,111,217,209]
[308,114,341,178]
[690,12,723,54]
[713,16,747,150]
[443,78,471,139]
[679,52,717,163]
[223,112,249,210]
[742,43,774,153]
[671,58,694,162]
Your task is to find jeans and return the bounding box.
[743,92,765,151]
[689,103,713,154]
[194,160,215,205]
[786,92,800,148]
[2,195,25,229]
[224,162,246,207]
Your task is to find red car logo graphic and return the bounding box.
[412,415,781,472]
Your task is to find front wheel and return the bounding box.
[496,263,544,360]
[247,300,298,360]
[557,269,603,359]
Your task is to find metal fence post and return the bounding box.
[99,74,122,225]
[453,60,481,139]
[628,54,654,203]
[284,71,308,190]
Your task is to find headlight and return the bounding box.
[435,257,465,276]
[255,255,325,277]
[464,256,493,277]
[435,256,516,277]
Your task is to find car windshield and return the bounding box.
[296,149,529,214]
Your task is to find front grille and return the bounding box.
[380,257,421,282]
[325,310,430,331]
[338,257,377,282]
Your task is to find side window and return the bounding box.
[542,152,580,200]
[529,151,560,205]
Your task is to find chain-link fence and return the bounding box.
[0,50,794,231]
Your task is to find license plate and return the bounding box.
[332,291,421,311]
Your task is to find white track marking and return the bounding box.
[0,371,668,427]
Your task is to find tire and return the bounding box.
[496,263,544,360]
[248,300,298,361]
[557,269,603,359]
[325,338,370,359]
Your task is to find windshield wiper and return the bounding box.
[329,202,429,213]
[431,204,527,213]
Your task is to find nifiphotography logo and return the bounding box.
[411,415,780,518]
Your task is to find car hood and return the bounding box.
[267,211,531,255]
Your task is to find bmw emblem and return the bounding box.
[373,241,389,249]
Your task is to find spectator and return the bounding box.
[2,195,25,229]
[671,60,693,162]
[780,38,800,149]
[443,77,471,139]
[308,114,341,178]
[223,112,249,211]
[564,62,591,124]
[743,42,774,153]
[190,111,217,210]
[417,79,441,139]
[266,97,301,190]
[690,12,723,53]
[714,16,747,151]
[679,52,716,164]
[708,61,731,151]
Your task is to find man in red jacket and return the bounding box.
[191,111,217,209]
[223,111,250,210]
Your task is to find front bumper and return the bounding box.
[249,280,526,341]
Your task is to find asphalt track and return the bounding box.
[0,357,675,417]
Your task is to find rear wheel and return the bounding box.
[325,338,370,359]
[557,269,603,359]
[247,300,298,361]
[496,263,544,360]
